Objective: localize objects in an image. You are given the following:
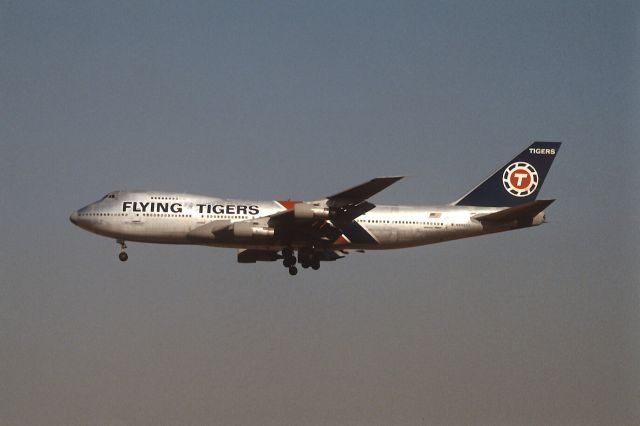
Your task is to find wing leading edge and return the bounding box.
[325,176,404,207]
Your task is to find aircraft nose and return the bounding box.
[69,211,79,225]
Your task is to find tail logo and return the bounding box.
[503,162,538,197]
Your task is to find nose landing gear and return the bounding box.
[117,240,128,262]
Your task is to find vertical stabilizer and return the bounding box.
[454,142,561,207]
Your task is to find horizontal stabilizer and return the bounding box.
[474,199,554,223]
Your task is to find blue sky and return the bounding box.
[1,1,638,424]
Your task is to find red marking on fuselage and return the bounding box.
[335,235,350,245]
[276,200,301,210]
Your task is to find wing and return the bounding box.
[325,176,404,207]
[266,211,344,248]
[268,176,403,222]
[322,175,404,224]
[188,176,402,249]
[267,176,403,244]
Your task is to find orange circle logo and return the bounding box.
[503,162,538,196]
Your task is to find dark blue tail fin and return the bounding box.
[454,141,561,207]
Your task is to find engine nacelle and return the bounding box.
[237,249,280,263]
[294,203,331,220]
[233,222,275,239]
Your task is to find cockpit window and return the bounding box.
[100,192,117,200]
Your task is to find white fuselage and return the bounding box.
[70,191,539,251]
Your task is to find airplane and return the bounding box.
[70,141,561,275]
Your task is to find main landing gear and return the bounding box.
[281,248,321,276]
[282,247,298,275]
[117,240,128,262]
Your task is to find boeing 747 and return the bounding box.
[70,142,561,275]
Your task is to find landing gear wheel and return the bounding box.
[282,247,297,269]
[311,262,320,270]
[117,240,128,262]
[288,266,298,276]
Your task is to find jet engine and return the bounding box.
[294,203,331,220]
[233,222,275,239]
